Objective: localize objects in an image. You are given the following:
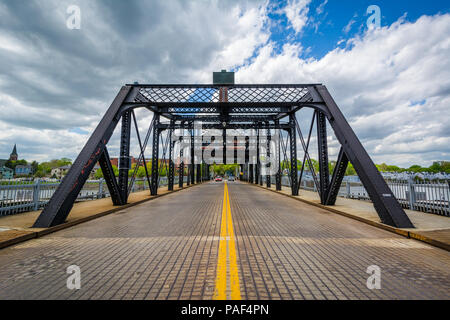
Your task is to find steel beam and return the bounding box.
[118,110,132,203]
[179,134,184,188]
[129,111,151,197]
[326,147,349,205]
[196,164,201,183]
[168,123,175,191]
[275,121,282,191]
[289,114,299,196]
[317,111,330,204]
[158,123,292,130]
[266,123,271,188]
[33,86,133,228]
[297,112,317,190]
[256,128,260,185]
[315,85,413,228]
[191,128,195,184]
[98,147,122,205]
[150,114,160,195]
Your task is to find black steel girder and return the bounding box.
[289,114,299,196]
[150,114,160,195]
[118,110,132,203]
[314,85,413,228]
[33,86,135,228]
[168,121,175,191]
[317,111,330,204]
[326,147,349,205]
[98,147,122,205]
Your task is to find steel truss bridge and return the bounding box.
[33,83,414,229]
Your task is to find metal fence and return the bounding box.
[2,176,449,217]
[0,176,188,216]
[267,176,450,217]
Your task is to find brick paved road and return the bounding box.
[0,182,449,300]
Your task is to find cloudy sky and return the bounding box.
[0,0,449,167]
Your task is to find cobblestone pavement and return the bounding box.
[0,182,449,300]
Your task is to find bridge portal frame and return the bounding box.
[33,84,414,229]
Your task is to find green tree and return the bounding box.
[377,163,389,172]
[345,163,356,176]
[5,159,27,170]
[95,165,119,179]
[408,165,423,173]
[35,170,46,178]
[31,161,39,174]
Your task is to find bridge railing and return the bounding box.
[266,176,450,217]
[0,176,188,216]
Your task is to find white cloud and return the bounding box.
[0,1,449,169]
[237,14,450,167]
[343,13,357,33]
[284,0,311,34]
[0,0,271,162]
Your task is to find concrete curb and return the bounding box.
[0,231,37,250]
[247,182,450,252]
[0,182,204,250]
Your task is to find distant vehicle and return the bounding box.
[228,176,235,181]
[215,176,222,182]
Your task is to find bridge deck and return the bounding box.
[0,182,449,300]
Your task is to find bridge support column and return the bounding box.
[317,111,330,204]
[179,132,184,188]
[289,114,299,196]
[190,127,195,185]
[99,147,123,205]
[256,127,261,185]
[168,121,175,191]
[150,113,160,196]
[275,121,282,191]
[223,129,227,165]
[266,123,271,188]
[249,164,254,183]
[119,110,132,203]
[196,164,201,183]
[325,147,349,205]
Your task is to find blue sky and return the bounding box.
[266,0,450,59]
[0,0,449,167]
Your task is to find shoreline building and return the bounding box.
[9,144,18,161]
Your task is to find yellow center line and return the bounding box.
[213,182,241,300]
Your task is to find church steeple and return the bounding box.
[9,144,18,161]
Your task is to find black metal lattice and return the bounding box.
[136,85,311,104]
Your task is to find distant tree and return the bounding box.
[35,170,46,178]
[95,165,119,179]
[429,162,443,173]
[94,168,103,179]
[377,163,389,172]
[31,161,39,174]
[345,163,356,176]
[386,165,401,172]
[408,165,423,173]
[5,159,27,170]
